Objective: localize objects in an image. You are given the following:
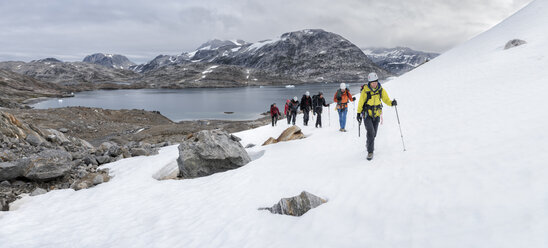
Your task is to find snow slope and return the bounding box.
[1,0,548,247]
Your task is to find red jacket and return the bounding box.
[284,100,290,115]
[270,106,280,116]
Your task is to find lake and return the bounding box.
[31,83,367,121]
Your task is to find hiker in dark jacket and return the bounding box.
[284,99,291,124]
[289,96,299,125]
[312,92,330,128]
[270,103,281,126]
[300,91,313,126]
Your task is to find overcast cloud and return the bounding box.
[0,0,532,63]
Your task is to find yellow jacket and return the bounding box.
[357,84,393,117]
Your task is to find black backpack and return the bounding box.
[312,95,319,107]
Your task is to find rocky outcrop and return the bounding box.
[0,111,161,211]
[83,53,136,70]
[177,130,250,178]
[260,191,327,216]
[504,39,527,50]
[362,47,439,76]
[0,69,67,108]
[262,126,305,146]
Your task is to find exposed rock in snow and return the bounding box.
[22,149,73,181]
[262,125,305,146]
[260,191,327,217]
[504,39,527,49]
[30,188,47,196]
[70,172,110,191]
[177,130,251,178]
[152,161,179,180]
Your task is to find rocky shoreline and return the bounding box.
[0,106,273,211]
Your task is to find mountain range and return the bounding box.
[0,29,438,97]
[362,47,439,76]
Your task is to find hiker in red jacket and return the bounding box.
[270,103,281,126]
[284,99,291,124]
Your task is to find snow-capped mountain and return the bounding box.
[362,47,439,75]
[133,29,390,82]
[83,53,136,70]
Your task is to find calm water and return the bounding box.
[32,83,365,121]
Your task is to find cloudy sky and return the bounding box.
[0,0,532,63]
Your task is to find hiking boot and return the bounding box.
[367,152,374,160]
[341,129,347,132]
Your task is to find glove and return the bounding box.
[336,97,342,101]
[352,97,356,101]
[392,99,397,106]
[356,113,362,122]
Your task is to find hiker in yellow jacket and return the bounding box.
[356,72,397,160]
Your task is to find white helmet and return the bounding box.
[368,72,379,82]
[340,83,346,90]
[305,91,310,96]
[293,96,298,101]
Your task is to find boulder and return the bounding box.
[0,161,30,181]
[107,144,122,157]
[92,174,104,185]
[30,187,47,196]
[262,137,277,146]
[22,149,73,181]
[0,198,7,211]
[44,129,71,145]
[0,149,17,162]
[152,161,179,180]
[96,155,110,165]
[71,172,110,191]
[129,147,148,157]
[260,191,327,217]
[177,130,251,178]
[504,39,527,50]
[262,126,305,146]
[25,133,45,147]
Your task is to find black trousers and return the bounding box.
[290,111,297,125]
[286,113,291,124]
[315,112,322,127]
[271,115,278,126]
[364,116,380,153]
[303,110,310,125]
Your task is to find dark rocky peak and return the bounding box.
[196,39,246,50]
[32,58,63,63]
[83,53,136,70]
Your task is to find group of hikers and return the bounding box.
[268,72,398,160]
[269,91,329,128]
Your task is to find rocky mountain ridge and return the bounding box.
[134,29,391,82]
[362,47,439,76]
[83,53,136,70]
[0,59,138,85]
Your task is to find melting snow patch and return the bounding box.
[202,65,219,74]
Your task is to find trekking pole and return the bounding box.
[328,105,331,127]
[394,105,406,151]
[358,117,361,137]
